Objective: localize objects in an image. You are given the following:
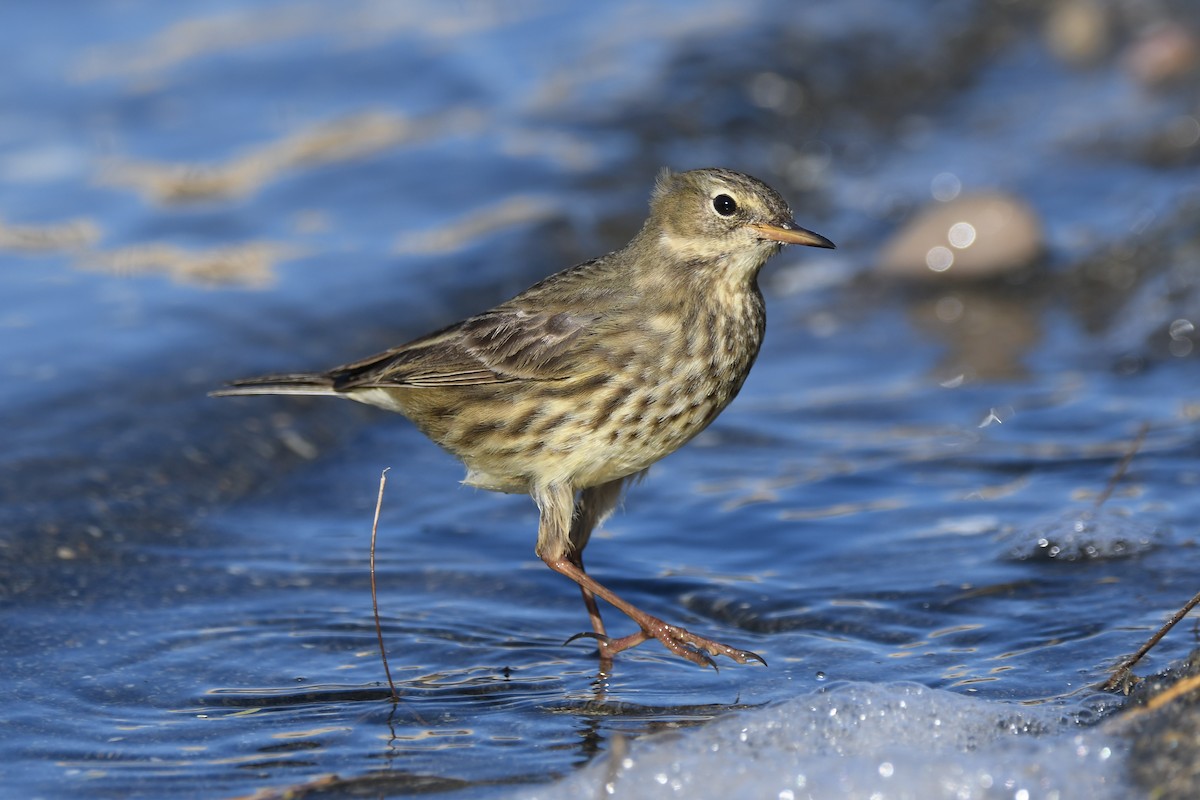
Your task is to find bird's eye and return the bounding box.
[712,194,738,216]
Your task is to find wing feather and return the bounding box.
[329,307,597,390]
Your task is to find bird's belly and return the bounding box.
[386,323,759,495]
[582,398,721,483]
[447,372,730,494]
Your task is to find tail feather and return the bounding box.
[210,373,339,398]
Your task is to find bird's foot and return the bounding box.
[565,617,765,670]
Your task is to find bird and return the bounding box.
[214,167,835,669]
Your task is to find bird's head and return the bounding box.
[646,167,834,278]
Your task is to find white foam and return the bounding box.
[1004,507,1163,561]
[522,682,1128,799]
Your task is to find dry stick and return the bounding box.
[1103,588,1200,693]
[1093,421,1150,509]
[371,467,399,702]
[1096,422,1189,693]
[1138,671,1200,714]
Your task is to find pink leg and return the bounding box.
[545,556,766,669]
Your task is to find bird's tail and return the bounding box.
[210,373,338,398]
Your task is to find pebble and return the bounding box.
[1044,0,1112,67]
[1125,24,1200,88]
[877,192,1044,281]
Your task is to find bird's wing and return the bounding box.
[329,307,598,390]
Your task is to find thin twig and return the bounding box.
[1103,587,1200,693]
[371,467,399,702]
[1093,422,1150,509]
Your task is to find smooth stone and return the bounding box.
[877,192,1044,281]
[1045,0,1112,67]
[1125,24,1200,88]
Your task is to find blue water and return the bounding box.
[2,1,1198,798]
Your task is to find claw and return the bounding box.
[567,621,765,668]
[729,647,768,666]
[563,631,610,647]
[542,556,766,670]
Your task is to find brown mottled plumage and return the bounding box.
[214,168,834,669]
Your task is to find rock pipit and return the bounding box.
[215,168,834,669]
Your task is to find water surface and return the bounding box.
[2,1,1198,797]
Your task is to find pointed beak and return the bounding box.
[750,220,836,249]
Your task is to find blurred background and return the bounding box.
[1,1,1198,797]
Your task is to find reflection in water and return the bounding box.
[101,109,485,203]
[81,240,301,287]
[393,195,562,256]
[906,288,1042,381]
[70,1,537,83]
[0,216,99,252]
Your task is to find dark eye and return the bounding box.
[712,194,737,216]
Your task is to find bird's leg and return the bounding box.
[570,550,606,640]
[544,556,765,669]
[534,480,764,669]
[567,479,628,641]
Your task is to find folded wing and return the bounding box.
[330,307,597,390]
